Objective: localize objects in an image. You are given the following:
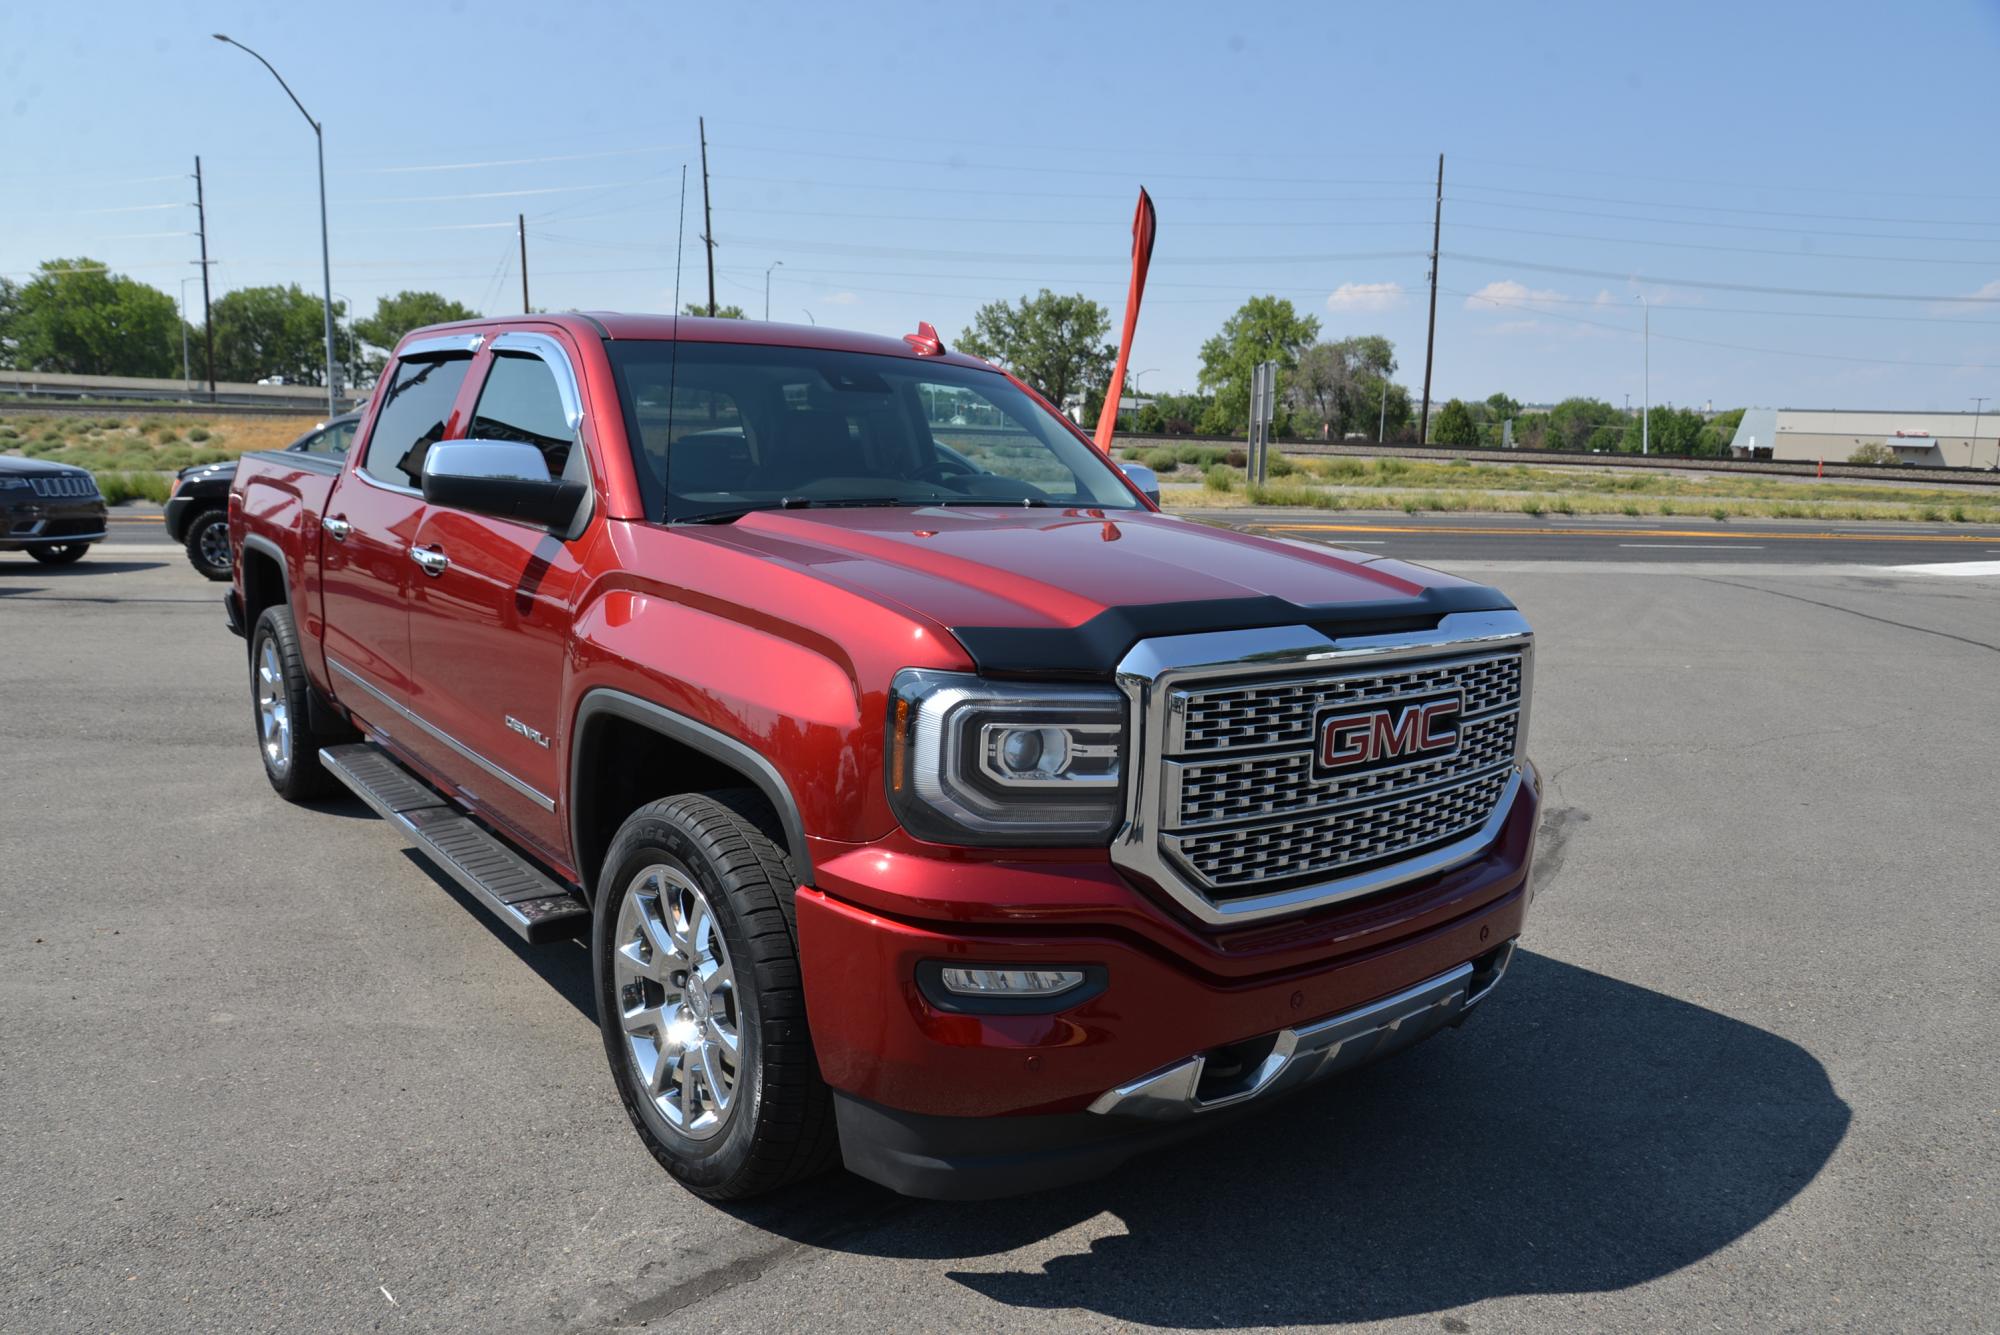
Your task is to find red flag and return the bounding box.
[1094,187,1156,453]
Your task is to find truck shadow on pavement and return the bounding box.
[747,950,1850,1326]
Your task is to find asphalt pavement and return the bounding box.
[2,534,1995,1333]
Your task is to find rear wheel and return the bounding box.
[594,792,835,1199]
[185,510,232,581]
[249,605,346,802]
[26,542,89,566]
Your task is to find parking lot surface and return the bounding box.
[2,540,1995,1332]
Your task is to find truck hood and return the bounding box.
[695,506,1511,675]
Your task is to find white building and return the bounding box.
[1729,408,1997,469]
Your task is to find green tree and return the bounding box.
[1622,406,1707,455]
[1849,442,1897,465]
[956,290,1114,415]
[209,284,355,386]
[1545,396,1620,451]
[1132,391,1213,435]
[1197,296,1320,436]
[6,258,180,377]
[0,276,19,368]
[1431,398,1481,446]
[1484,391,1522,420]
[355,291,480,369]
[1289,335,1397,438]
[683,303,747,319]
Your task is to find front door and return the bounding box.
[404,331,595,869]
[319,345,478,731]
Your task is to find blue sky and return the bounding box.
[5,0,2000,412]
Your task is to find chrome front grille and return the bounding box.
[1112,613,1534,925]
[1175,653,1521,753]
[28,474,98,499]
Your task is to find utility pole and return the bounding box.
[1417,153,1443,446]
[194,156,216,402]
[518,213,530,313]
[699,116,717,317]
[1378,376,1389,443]
[1973,396,1991,468]
[1637,293,1650,455]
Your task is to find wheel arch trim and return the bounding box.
[568,688,815,893]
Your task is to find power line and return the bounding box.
[1445,194,2000,246]
[1449,180,2000,230]
[1450,285,2000,370]
[1440,253,2000,303]
[1447,220,2000,267]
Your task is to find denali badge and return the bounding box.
[504,715,551,749]
[1315,693,1461,776]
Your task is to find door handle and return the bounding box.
[321,515,351,541]
[409,544,450,577]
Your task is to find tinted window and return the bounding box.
[606,342,1138,521]
[361,356,473,488]
[469,353,576,476]
[299,419,356,456]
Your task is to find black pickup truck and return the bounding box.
[167,413,358,578]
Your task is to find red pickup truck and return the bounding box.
[228,313,1539,1200]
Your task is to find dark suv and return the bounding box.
[167,413,358,579]
[0,457,107,565]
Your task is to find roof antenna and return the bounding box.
[663,162,688,517]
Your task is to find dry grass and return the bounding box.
[1165,482,2000,525]
[0,413,319,474]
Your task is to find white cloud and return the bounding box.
[1934,278,2000,315]
[1463,279,1566,311]
[1325,281,1405,314]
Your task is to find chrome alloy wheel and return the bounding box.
[255,638,291,773]
[613,865,741,1139]
[197,518,231,573]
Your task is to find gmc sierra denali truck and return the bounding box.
[228,313,1539,1201]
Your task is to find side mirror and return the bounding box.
[421,440,585,528]
[1118,462,1162,506]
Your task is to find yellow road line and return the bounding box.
[1260,522,1997,544]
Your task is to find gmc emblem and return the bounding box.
[1315,693,1462,776]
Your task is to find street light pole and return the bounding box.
[213,34,337,419]
[1636,293,1650,455]
[764,260,782,321]
[1974,396,1991,469]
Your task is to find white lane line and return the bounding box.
[1881,560,2000,577]
[1329,539,1388,545]
[1619,543,1765,550]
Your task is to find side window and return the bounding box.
[319,419,357,456]
[469,353,577,476]
[361,355,473,489]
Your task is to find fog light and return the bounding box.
[937,966,1085,998]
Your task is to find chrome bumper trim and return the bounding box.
[1087,943,1515,1122]
[3,529,107,544]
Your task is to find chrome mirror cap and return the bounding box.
[1117,462,1162,505]
[421,439,554,486]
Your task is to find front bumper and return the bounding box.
[1,496,107,550]
[796,764,1540,1197]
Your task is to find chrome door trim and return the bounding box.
[488,331,585,432]
[1110,609,1534,926]
[327,656,556,812]
[401,332,487,358]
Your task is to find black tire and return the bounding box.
[248,604,346,802]
[184,509,232,581]
[26,542,89,566]
[594,791,836,1200]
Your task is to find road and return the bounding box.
[2,535,1995,1332]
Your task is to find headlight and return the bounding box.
[887,669,1124,845]
[0,476,29,492]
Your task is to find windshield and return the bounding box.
[606,341,1142,522]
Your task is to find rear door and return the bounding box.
[319,338,480,727]
[403,330,595,865]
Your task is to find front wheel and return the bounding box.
[26,542,89,566]
[248,605,345,802]
[184,510,232,580]
[594,792,835,1199]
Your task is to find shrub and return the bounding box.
[1376,457,1411,479]
[1710,506,1729,521]
[186,426,211,442]
[1224,449,1246,468]
[1140,448,1178,473]
[1520,499,1545,516]
[1266,451,1297,478]
[1549,496,1576,515]
[1204,464,1236,492]
[95,471,173,505]
[1620,502,1642,516]
[1848,442,1897,466]
[1949,505,1968,523]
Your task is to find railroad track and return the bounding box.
[0,400,333,420]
